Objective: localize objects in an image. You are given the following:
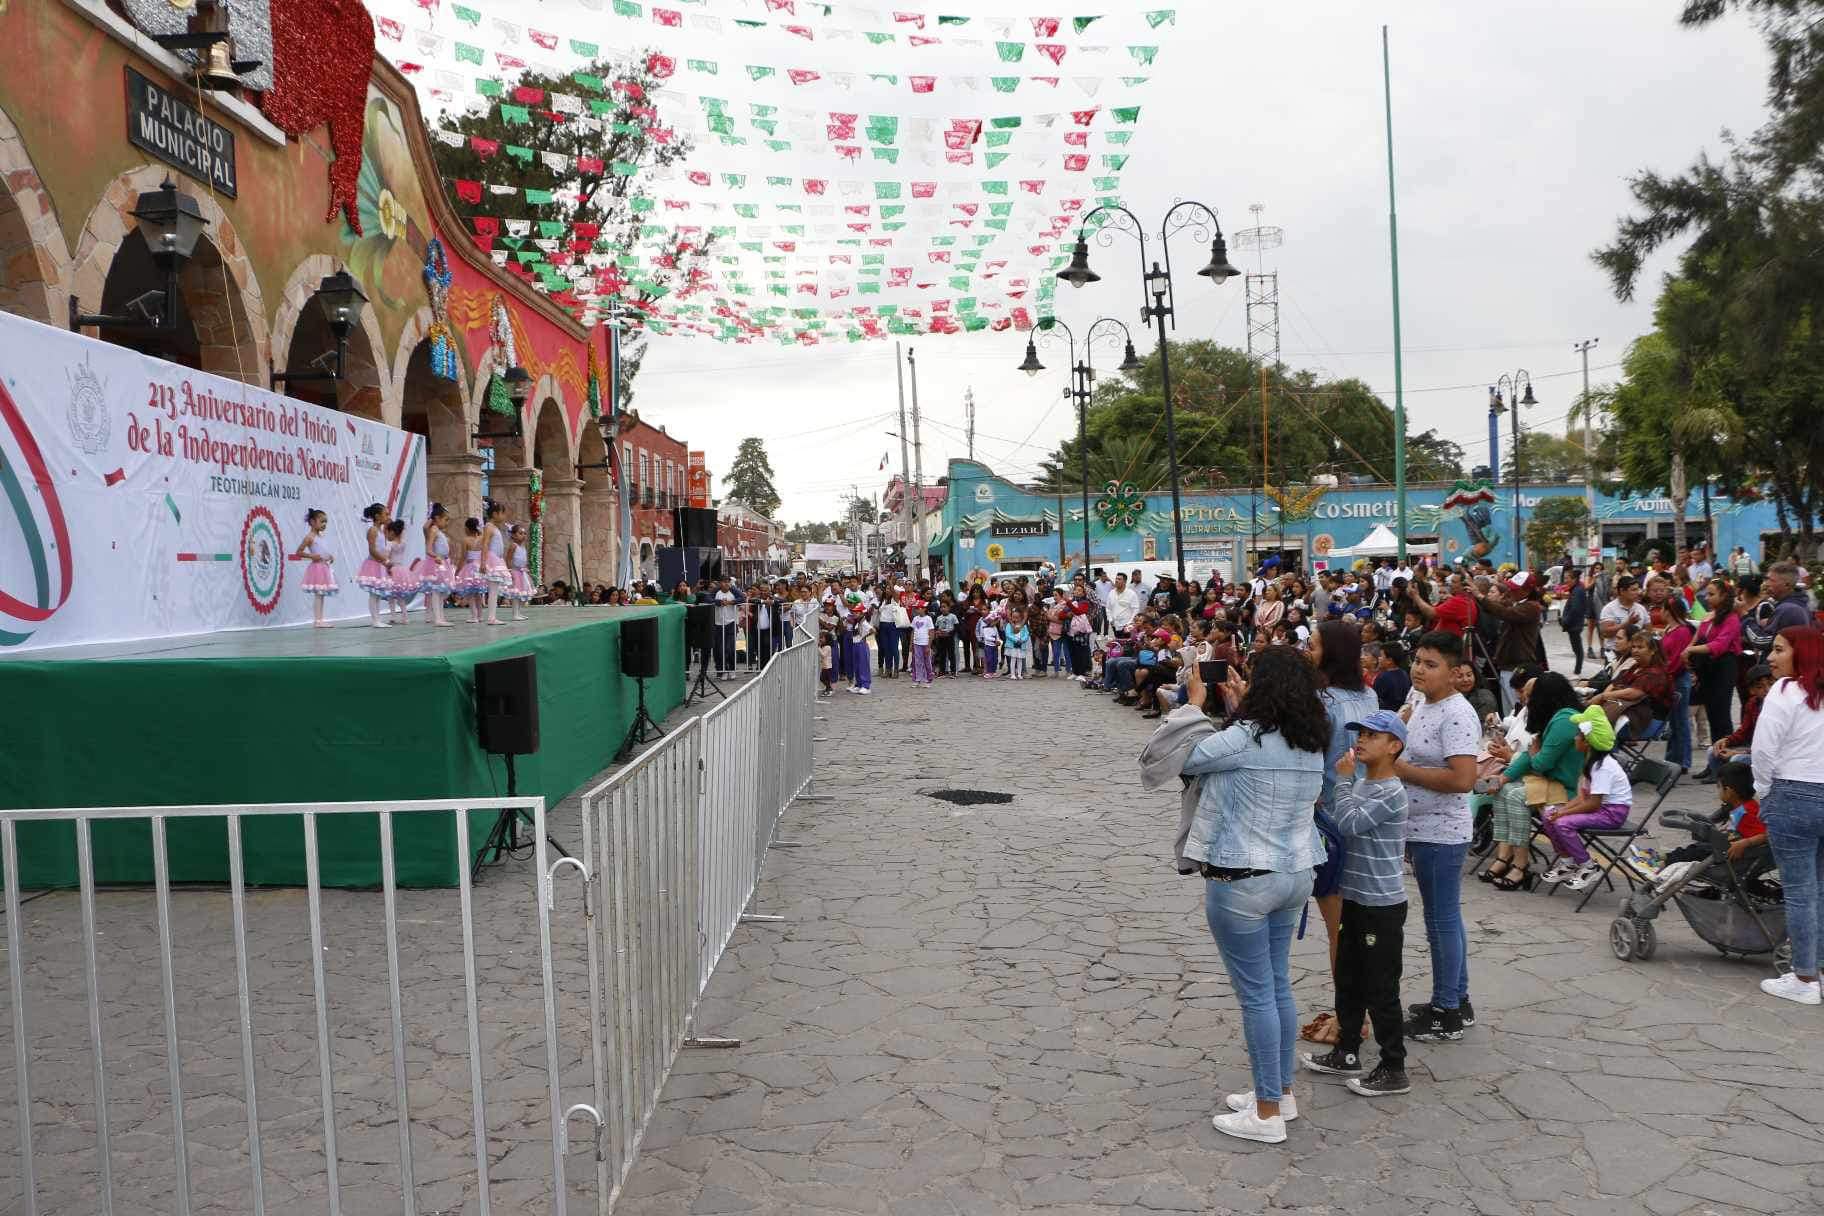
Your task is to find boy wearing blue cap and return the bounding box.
[1302,709,1412,1097]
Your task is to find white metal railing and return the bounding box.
[566,628,818,1211]
[0,796,545,1216]
[1,637,822,1216]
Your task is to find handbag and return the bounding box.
[1522,775,1568,807]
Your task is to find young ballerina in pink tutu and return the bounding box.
[383,519,417,624]
[355,503,395,628]
[502,524,534,621]
[479,499,511,626]
[415,504,455,628]
[454,517,488,622]
[293,507,338,627]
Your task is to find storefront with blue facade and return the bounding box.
[928,459,1784,581]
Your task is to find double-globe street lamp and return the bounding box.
[1055,201,1239,582]
[1488,370,1537,568]
[1017,316,1144,582]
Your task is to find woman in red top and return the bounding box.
[1661,595,1697,771]
[1686,580,1744,740]
[1590,628,1674,739]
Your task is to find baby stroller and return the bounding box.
[1609,809,1790,968]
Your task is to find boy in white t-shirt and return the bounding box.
[1539,706,1633,890]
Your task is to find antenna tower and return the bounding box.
[1233,203,1284,368]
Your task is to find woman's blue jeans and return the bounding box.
[1409,842,1470,1010]
[1666,669,1694,770]
[1204,870,1313,1102]
[1764,778,1824,976]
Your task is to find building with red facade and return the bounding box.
[616,409,689,578]
[717,499,788,583]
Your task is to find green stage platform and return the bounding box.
[0,605,685,888]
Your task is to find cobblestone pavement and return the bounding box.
[620,654,1824,1216]
[5,640,1822,1216]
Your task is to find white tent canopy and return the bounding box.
[1331,524,1439,558]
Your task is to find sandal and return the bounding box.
[1299,1012,1340,1044]
[1491,868,1533,892]
[1477,860,1511,884]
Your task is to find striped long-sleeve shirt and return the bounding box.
[1331,776,1409,906]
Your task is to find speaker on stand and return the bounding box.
[618,615,667,759]
[684,601,724,705]
[472,654,571,877]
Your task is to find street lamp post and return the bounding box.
[1057,201,1239,583]
[1490,370,1537,568]
[1020,316,1144,586]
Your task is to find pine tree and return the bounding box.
[723,438,781,520]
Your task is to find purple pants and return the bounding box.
[910,643,933,684]
[1542,803,1629,865]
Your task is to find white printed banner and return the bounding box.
[0,311,426,652]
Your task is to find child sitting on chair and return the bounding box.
[1539,706,1633,892]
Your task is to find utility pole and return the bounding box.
[893,342,914,578]
[849,483,863,573]
[1383,25,1409,562]
[1574,337,1600,563]
[964,386,975,461]
[909,347,928,582]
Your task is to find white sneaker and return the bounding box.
[857,687,870,695]
[1225,1091,1298,1121]
[1540,861,1577,885]
[1760,973,1822,1006]
[1564,862,1605,892]
[1211,1108,1286,1144]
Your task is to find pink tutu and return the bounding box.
[505,568,534,603]
[453,556,489,596]
[301,561,338,597]
[356,558,391,594]
[387,564,421,601]
[483,552,512,587]
[412,556,453,595]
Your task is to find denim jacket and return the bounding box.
[1180,721,1326,872]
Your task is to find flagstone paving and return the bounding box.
[620,667,1823,1216]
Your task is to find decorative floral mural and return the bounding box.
[340,89,430,311]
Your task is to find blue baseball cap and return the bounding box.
[1345,709,1408,746]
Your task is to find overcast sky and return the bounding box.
[613,1,1771,523]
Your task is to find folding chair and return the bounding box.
[1614,712,1668,768]
[1571,756,1681,912]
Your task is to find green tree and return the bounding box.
[1594,1,1824,555]
[1034,338,1451,494]
[430,52,709,403]
[785,520,838,544]
[1502,431,1591,484]
[723,437,781,519]
[1525,497,1594,566]
[1405,429,1467,483]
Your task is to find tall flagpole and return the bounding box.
[1383,25,1408,563]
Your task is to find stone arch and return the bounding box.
[70,165,266,383]
[397,306,480,520]
[268,253,390,422]
[0,105,69,324]
[527,381,576,473]
[467,345,528,470]
[527,382,579,585]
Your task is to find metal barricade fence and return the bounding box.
[0,796,550,1216]
[565,628,818,1212]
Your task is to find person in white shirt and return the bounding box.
[1750,627,1824,1004]
[1107,573,1143,635]
[1598,576,1651,646]
[1687,548,1714,583]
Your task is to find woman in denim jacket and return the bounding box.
[1181,646,1329,1145]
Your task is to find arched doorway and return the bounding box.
[93,230,262,378]
[639,539,655,583]
[576,420,616,587]
[280,296,383,418]
[530,395,579,590]
[71,168,266,386]
[399,329,477,519]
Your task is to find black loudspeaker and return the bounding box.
[656,546,685,590]
[675,506,719,548]
[621,615,661,679]
[475,655,539,756]
[685,602,715,651]
[696,546,723,584]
